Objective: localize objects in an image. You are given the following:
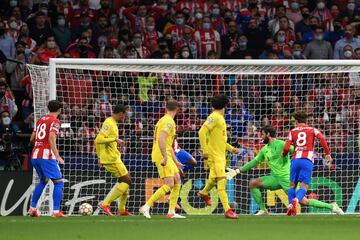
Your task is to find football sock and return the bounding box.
[169,184,181,213]
[288,187,296,204]
[53,181,64,211]
[103,182,129,206]
[201,178,216,195]
[146,185,171,207]
[119,189,129,211]
[308,199,334,210]
[296,188,307,202]
[251,188,266,211]
[31,181,47,209]
[217,179,230,212]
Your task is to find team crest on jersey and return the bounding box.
[167,123,172,130]
[103,125,109,132]
[207,117,214,124]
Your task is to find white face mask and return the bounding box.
[2,117,11,125]
[344,50,353,58]
[195,12,203,20]
[9,21,17,29]
[317,2,325,9]
[182,51,190,58]
[146,25,155,31]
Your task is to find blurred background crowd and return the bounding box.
[0,0,359,170]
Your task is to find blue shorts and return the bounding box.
[290,158,313,185]
[32,158,62,180]
[176,149,193,165]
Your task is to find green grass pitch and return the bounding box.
[1,215,360,240]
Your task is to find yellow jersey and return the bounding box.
[199,111,234,163]
[95,117,121,164]
[151,114,176,163]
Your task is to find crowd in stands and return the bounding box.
[0,0,359,170]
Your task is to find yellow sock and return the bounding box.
[217,179,230,211]
[103,182,129,205]
[169,184,181,212]
[201,178,216,195]
[119,189,129,211]
[146,185,171,207]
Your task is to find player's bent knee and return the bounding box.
[249,179,261,189]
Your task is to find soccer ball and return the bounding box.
[79,203,93,216]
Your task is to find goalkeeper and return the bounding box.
[226,125,343,215]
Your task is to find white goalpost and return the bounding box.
[27,59,360,215]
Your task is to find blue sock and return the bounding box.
[53,181,64,211]
[296,188,307,202]
[31,181,47,208]
[288,187,296,204]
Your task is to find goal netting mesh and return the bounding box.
[27,60,360,215]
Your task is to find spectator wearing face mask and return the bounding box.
[312,0,331,23]
[334,24,360,59]
[143,16,163,53]
[339,0,360,23]
[6,41,27,93]
[194,16,221,59]
[94,89,112,121]
[292,42,306,59]
[342,44,354,59]
[131,32,150,58]
[69,0,96,31]
[18,25,36,52]
[231,34,250,59]
[304,26,333,59]
[324,19,344,47]
[0,82,17,120]
[268,5,295,37]
[245,18,268,58]
[0,22,15,58]
[273,29,292,58]
[210,3,226,36]
[176,45,193,59]
[174,26,197,59]
[5,16,22,43]
[53,14,72,53]
[30,36,61,65]
[193,8,204,31]
[165,11,189,45]
[286,0,303,24]
[323,4,341,32]
[57,0,73,19]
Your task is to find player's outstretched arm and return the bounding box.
[315,129,332,164]
[49,132,64,164]
[282,140,292,157]
[225,150,264,180]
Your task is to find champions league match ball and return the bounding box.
[79,203,93,216]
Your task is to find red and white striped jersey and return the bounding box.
[32,114,61,160]
[221,0,244,12]
[173,139,182,153]
[283,123,330,162]
[194,29,220,59]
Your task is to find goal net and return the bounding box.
[27,59,360,215]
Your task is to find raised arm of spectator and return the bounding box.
[123,6,138,27]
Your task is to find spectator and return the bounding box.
[295,6,312,41]
[0,81,17,120]
[231,34,249,59]
[6,16,21,43]
[123,5,163,34]
[342,44,354,59]
[28,12,53,46]
[340,0,360,23]
[117,28,132,55]
[66,37,96,58]
[18,24,36,52]
[324,4,340,32]
[278,16,296,46]
[292,41,306,59]
[165,10,188,44]
[174,26,197,59]
[286,0,303,24]
[131,32,150,58]
[325,19,344,47]
[193,7,204,31]
[245,18,267,58]
[30,36,61,65]
[0,22,15,58]
[176,45,194,59]
[304,26,333,59]
[143,16,163,53]
[194,16,221,59]
[354,48,360,59]
[334,24,360,59]
[221,20,240,59]
[53,13,72,53]
[268,5,295,36]
[5,41,27,93]
[73,12,94,40]
[150,37,171,58]
[273,29,292,58]
[301,16,321,44]
[96,0,113,20]
[312,0,331,23]
[69,0,96,31]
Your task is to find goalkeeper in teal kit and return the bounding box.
[226,125,343,215]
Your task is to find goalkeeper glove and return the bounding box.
[225,168,241,180]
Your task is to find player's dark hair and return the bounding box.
[211,94,229,110]
[166,100,179,111]
[261,125,276,137]
[48,100,62,112]
[293,110,308,123]
[113,104,127,114]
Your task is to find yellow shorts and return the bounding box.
[103,161,128,178]
[208,160,226,179]
[155,159,179,179]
